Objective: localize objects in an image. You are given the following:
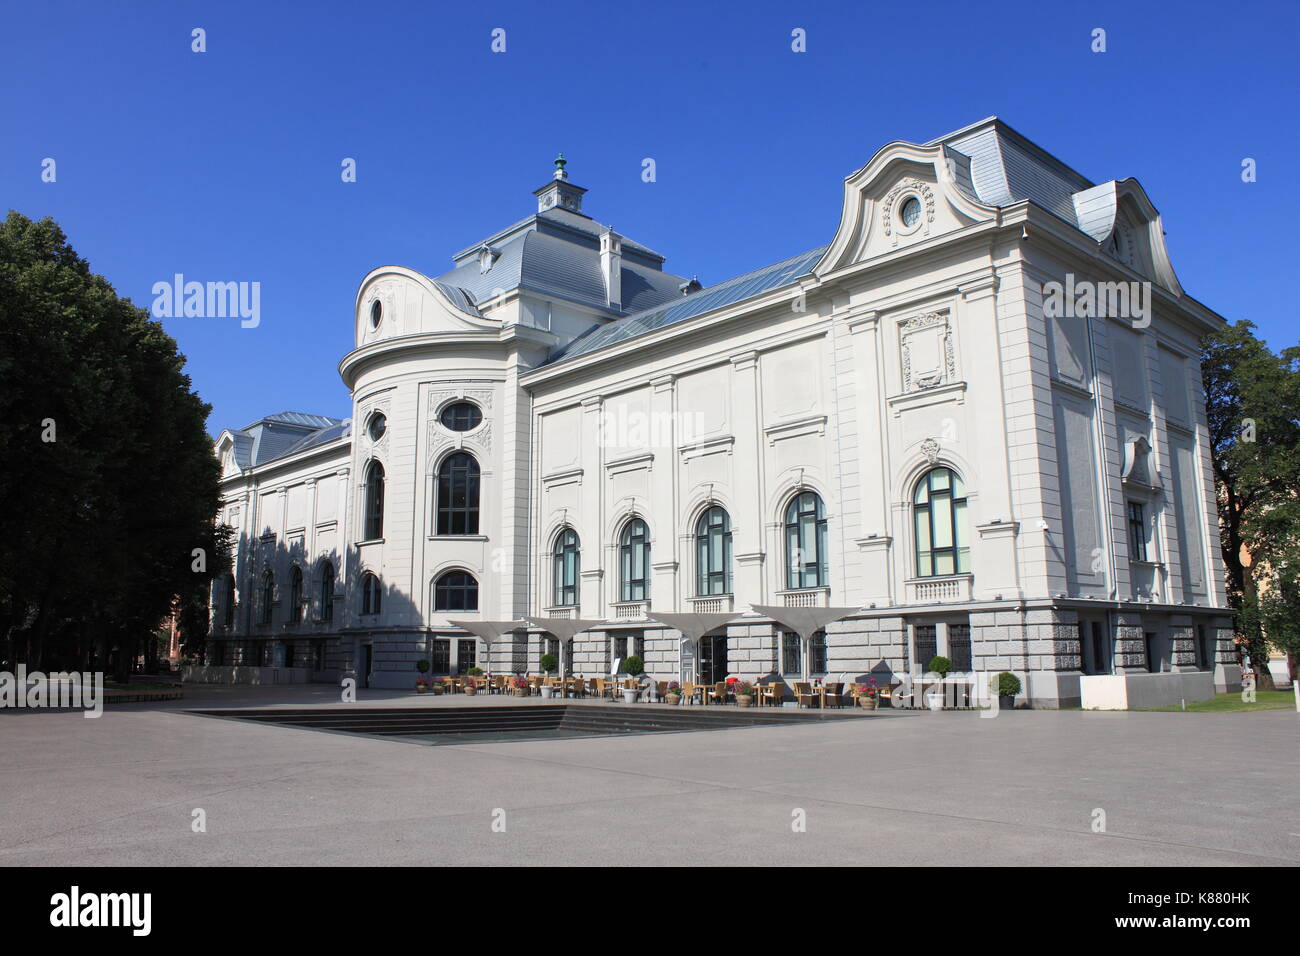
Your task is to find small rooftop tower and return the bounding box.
[534,153,588,215]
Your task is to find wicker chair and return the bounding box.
[794,681,819,708]
[822,681,845,708]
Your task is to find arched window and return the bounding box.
[619,518,650,602]
[784,491,828,590]
[360,571,382,615]
[436,452,480,535]
[913,467,970,577]
[224,575,236,628]
[259,570,275,624]
[363,460,385,540]
[320,562,335,623]
[695,506,732,596]
[288,565,303,623]
[434,570,479,612]
[553,528,580,607]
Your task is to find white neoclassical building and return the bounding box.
[206,118,1239,708]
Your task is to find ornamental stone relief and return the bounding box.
[426,386,494,468]
[899,312,956,392]
[360,396,392,458]
[364,281,398,337]
[882,178,937,246]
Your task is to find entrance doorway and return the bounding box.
[700,634,729,685]
[362,644,372,688]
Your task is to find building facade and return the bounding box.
[206,118,1239,707]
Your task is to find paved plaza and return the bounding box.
[1,685,1296,866]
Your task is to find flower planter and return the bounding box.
[463,685,478,697]
[540,685,556,699]
[415,685,428,694]
[665,694,681,705]
[925,690,943,711]
[859,696,878,710]
[512,687,529,698]
[999,695,1015,710]
[621,689,638,704]
[735,694,753,708]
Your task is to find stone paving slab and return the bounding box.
[1,685,1296,866]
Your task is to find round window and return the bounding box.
[439,401,482,432]
[367,412,387,441]
[900,196,922,228]
[369,299,383,329]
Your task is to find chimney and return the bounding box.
[599,228,622,311]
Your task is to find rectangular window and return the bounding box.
[430,639,451,674]
[632,633,645,661]
[781,632,801,674]
[613,636,628,665]
[456,638,477,674]
[1128,501,1148,562]
[810,631,828,675]
[947,623,971,672]
[914,625,938,671]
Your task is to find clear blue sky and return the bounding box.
[3,0,1296,435]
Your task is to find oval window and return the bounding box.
[439,401,482,432]
[900,196,921,228]
[367,412,387,441]
[369,299,383,329]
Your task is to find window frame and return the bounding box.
[618,518,651,602]
[695,506,733,596]
[433,570,479,612]
[552,528,580,607]
[783,491,828,590]
[912,468,970,578]
[435,452,481,536]
[360,571,382,616]
[363,460,385,540]
[1127,500,1149,562]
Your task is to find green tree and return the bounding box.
[0,211,222,679]
[1202,320,1300,689]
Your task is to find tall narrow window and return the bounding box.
[948,623,972,671]
[781,632,801,674]
[288,565,303,623]
[224,575,236,628]
[259,570,274,625]
[436,452,480,535]
[320,562,335,623]
[619,518,650,602]
[553,528,580,607]
[913,468,969,577]
[810,630,828,676]
[695,506,733,596]
[914,624,938,670]
[784,492,828,589]
[364,460,385,540]
[1127,501,1148,561]
[434,570,478,611]
[360,571,382,616]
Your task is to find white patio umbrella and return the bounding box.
[447,619,529,673]
[750,605,861,682]
[644,611,742,686]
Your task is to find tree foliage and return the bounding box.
[1201,320,1300,684]
[0,211,222,678]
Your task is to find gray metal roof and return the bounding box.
[434,206,688,317]
[549,247,826,363]
[225,412,348,470]
[936,118,1095,230]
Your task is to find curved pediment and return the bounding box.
[1072,179,1183,296]
[353,266,498,348]
[814,141,1000,277]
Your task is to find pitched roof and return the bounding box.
[223,412,348,470]
[549,247,826,364]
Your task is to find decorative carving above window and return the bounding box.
[882,178,937,246]
[1121,435,1156,488]
[899,312,956,392]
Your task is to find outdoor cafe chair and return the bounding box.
[794,681,819,708]
[823,681,845,708]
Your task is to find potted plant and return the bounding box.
[415,659,430,692]
[857,678,880,710]
[925,655,951,711]
[540,652,558,674]
[464,665,483,696]
[995,671,1021,710]
[509,675,529,698]
[665,681,682,705]
[733,681,755,707]
[620,656,644,703]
